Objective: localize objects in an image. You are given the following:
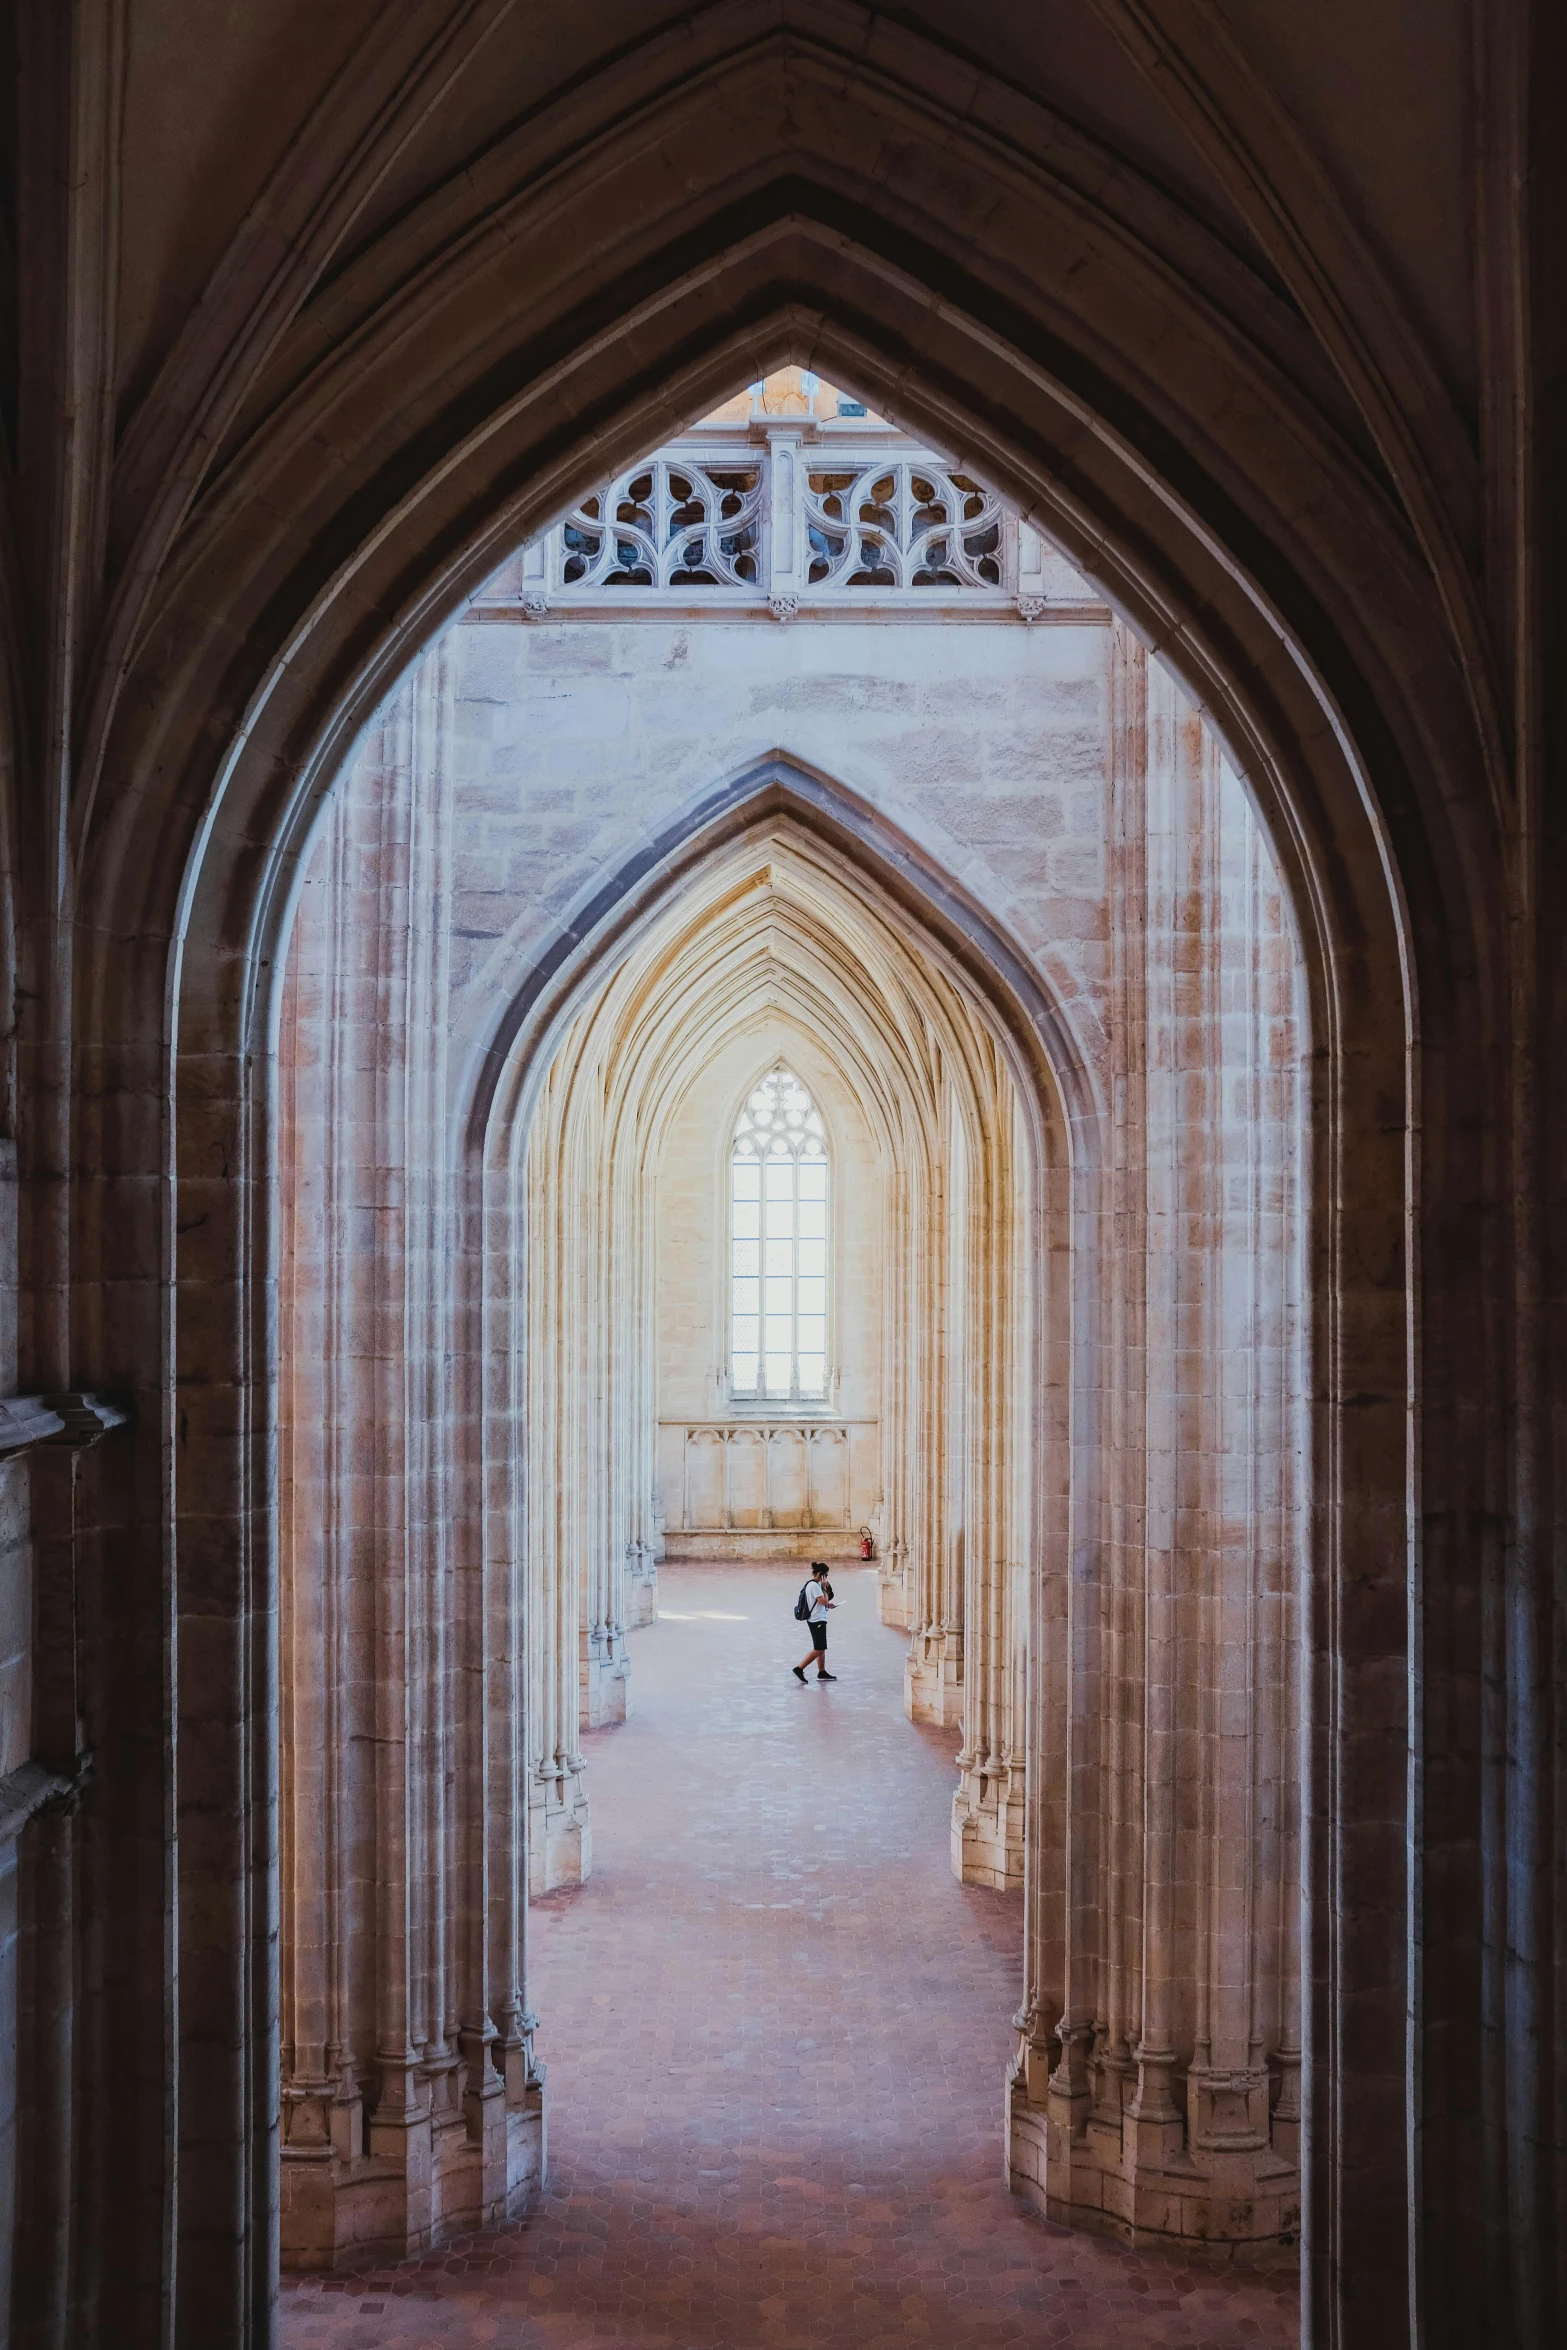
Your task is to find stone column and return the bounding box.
[1101,622,1160,2171]
[618,1179,661,1629]
[903,1100,962,1727]
[1009,634,1305,2253]
[875,1165,918,1629]
[952,1031,1029,1890]
[279,648,542,2268]
[764,425,808,621]
[1124,640,1188,2194]
[523,1051,595,1890]
[579,1085,631,1733]
[278,747,366,2256]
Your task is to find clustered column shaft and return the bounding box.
[1008,634,1305,2249]
[277,656,542,2270]
[900,1022,1032,1903]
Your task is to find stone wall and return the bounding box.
[8,15,1563,2340]
[441,602,1114,1071]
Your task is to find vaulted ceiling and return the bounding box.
[0,4,1496,613]
[95,0,1476,437]
[549,836,1013,1184]
[1,0,1542,1002]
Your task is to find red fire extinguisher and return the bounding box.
[858,1527,874,1561]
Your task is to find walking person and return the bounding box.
[791,1561,837,1682]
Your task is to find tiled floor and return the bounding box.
[281,1561,1299,2348]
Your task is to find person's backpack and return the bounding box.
[793,1580,815,1622]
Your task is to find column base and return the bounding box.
[905,1626,963,1727]
[281,2063,545,2271]
[529,1760,591,1893]
[877,1559,912,1630]
[624,1555,659,1629]
[583,1637,630,1727]
[951,1757,1025,1889]
[1006,2064,1299,2259]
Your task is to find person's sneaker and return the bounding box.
[816,1670,838,1681]
[792,1664,808,1682]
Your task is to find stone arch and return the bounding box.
[467,770,1076,1912]
[64,46,1476,2338]
[462,752,1099,1153]
[272,732,1094,2263]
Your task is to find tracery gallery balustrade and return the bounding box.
[485,419,1079,621]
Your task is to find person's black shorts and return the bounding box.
[809,1621,827,1650]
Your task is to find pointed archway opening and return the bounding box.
[273,372,1308,2350]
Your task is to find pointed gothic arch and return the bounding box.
[63,63,1469,2337]
[472,781,1071,1910]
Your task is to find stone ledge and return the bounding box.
[0,1750,94,1845]
[0,1390,131,1457]
[42,1391,130,1447]
[0,1395,66,1456]
[663,1528,864,1560]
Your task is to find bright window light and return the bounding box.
[730,1065,828,1401]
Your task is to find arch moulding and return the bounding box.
[60,48,1488,2341]
[470,766,1070,1924]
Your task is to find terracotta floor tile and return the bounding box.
[282,1564,1298,2349]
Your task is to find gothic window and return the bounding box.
[729,1066,828,1400]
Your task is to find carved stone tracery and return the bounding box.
[492,421,1075,618]
[562,458,764,589]
[802,460,1005,589]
